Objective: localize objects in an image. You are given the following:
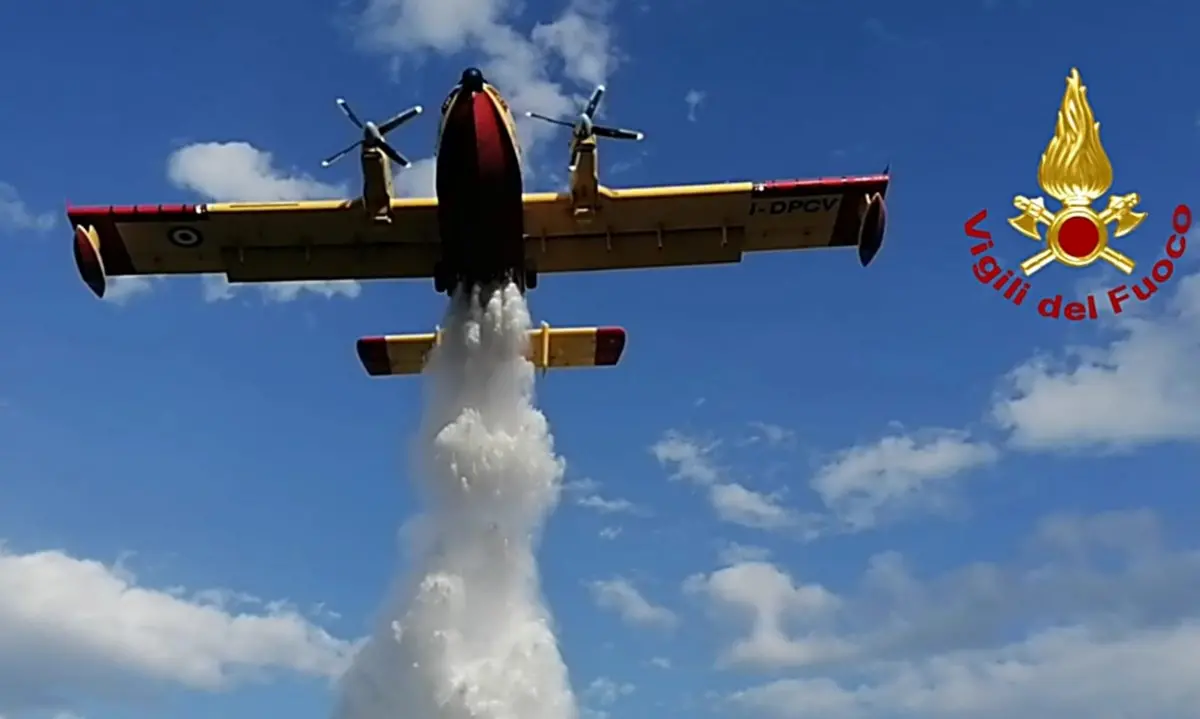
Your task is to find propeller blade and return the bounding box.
[378,141,411,168]
[321,140,363,167]
[336,98,364,129]
[584,85,605,119]
[592,125,644,141]
[379,105,423,135]
[525,111,575,127]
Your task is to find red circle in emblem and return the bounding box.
[1058,216,1100,258]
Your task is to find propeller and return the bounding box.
[321,98,423,168]
[525,84,643,169]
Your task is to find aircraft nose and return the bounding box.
[461,67,485,91]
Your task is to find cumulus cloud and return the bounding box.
[685,561,851,670]
[991,271,1200,451]
[0,546,355,715]
[588,577,678,629]
[709,483,798,531]
[167,142,344,203]
[356,0,620,170]
[165,141,360,303]
[0,182,55,233]
[703,509,1200,718]
[729,623,1200,719]
[653,431,808,532]
[651,431,721,485]
[810,429,998,531]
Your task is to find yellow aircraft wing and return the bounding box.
[521,174,889,273]
[356,322,626,376]
[68,174,886,299]
[68,199,440,298]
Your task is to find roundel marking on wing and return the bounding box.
[168,226,203,248]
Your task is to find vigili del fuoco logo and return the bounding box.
[963,68,1191,320]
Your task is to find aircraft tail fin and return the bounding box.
[356,322,627,377]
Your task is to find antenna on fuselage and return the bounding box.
[525,84,644,170]
[320,98,423,168]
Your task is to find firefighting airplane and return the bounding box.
[68,67,889,378]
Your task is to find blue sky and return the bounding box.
[2,0,1200,717]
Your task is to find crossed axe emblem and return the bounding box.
[1009,192,1146,276]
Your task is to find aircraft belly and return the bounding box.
[435,90,524,287]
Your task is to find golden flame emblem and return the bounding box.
[1009,69,1146,276]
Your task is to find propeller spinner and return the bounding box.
[321,98,423,168]
[525,84,643,169]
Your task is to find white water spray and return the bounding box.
[334,282,578,719]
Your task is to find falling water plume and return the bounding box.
[333,281,577,719]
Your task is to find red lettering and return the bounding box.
[964,209,990,239]
[1173,204,1192,234]
[1167,234,1186,259]
[1064,301,1086,321]
[1108,285,1131,314]
[1153,258,1174,283]
[1086,294,1098,319]
[1038,294,1063,318]
[1132,277,1158,301]
[973,255,1002,283]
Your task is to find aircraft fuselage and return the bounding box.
[433,67,532,295]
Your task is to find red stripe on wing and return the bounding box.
[356,337,393,376]
[593,327,626,366]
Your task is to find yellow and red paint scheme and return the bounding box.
[433,67,534,293]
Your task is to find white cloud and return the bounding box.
[167,142,344,202]
[101,277,156,305]
[810,430,999,530]
[684,89,705,122]
[685,561,851,670]
[166,142,362,303]
[589,577,678,629]
[746,421,795,448]
[577,494,641,514]
[260,280,362,302]
[584,677,635,705]
[648,656,671,669]
[991,271,1200,451]
[706,509,1200,718]
[392,156,437,197]
[0,182,55,233]
[356,0,620,166]
[729,622,1200,719]
[598,526,622,540]
[0,546,355,714]
[651,431,721,485]
[653,431,815,533]
[709,483,797,530]
[565,478,645,516]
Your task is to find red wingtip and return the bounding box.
[593,327,627,366]
[73,226,107,298]
[356,337,392,376]
[858,194,887,267]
